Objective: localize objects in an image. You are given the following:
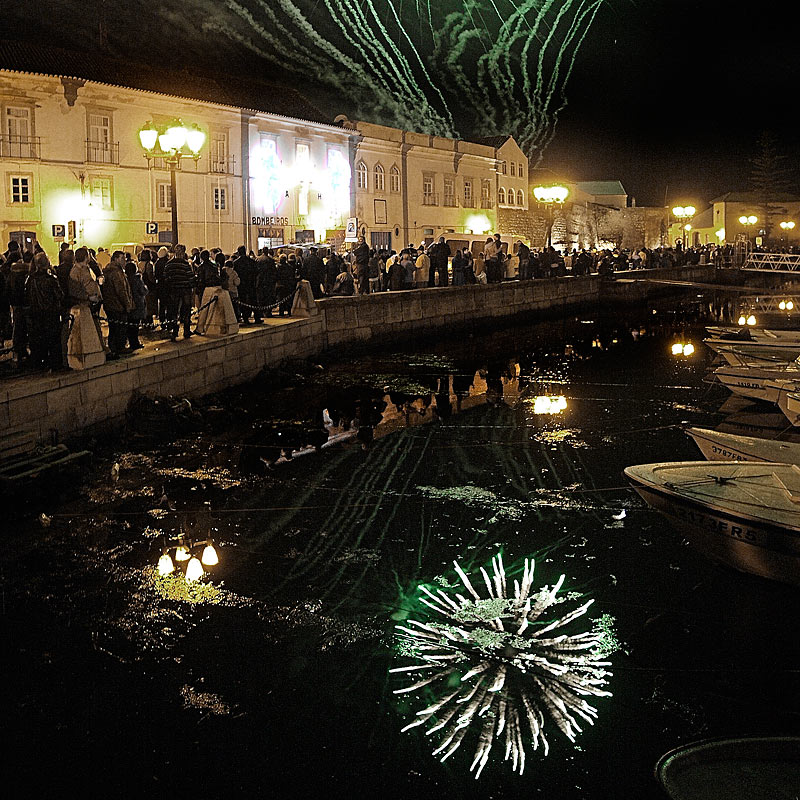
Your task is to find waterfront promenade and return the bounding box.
[1,265,715,444]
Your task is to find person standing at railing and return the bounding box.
[103,251,134,358]
[162,245,195,341]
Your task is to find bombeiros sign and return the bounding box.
[252,216,289,226]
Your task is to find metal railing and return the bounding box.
[86,139,120,164]
[742,252,800,272]
[443,194,457,207]
[209,155,236,174]
[462,197,475,208]
[422,192,439,206]
[481,198,494,209]
[0,134,41,159]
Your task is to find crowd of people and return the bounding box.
[0,233,749,376]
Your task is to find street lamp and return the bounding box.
[139,119,206,245]
[157,533,219,582]
[532,185,569,248]
[738,214,758,247]
[780,220,795,248]
[671,205,696,249]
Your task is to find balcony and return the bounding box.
[481,198,494,209]
[443,194,457,207]
[422,192,439,206]
[209,155,236,174]
[463,197,475,208]
[0,134,41,159]
[86,139,120,165]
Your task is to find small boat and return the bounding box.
[706,325,800,341]
[704,338,800,365]
[685,426,800,464]
[713,358,800,402]
[776,390,800,427]
[624,460,800,586]
[656,736,800,800]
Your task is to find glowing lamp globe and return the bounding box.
[186,124,206,155]
[738,316,747,326]
[157,551,175,576]
[175,545,190,562]
[185,557,204,582]
[201,542,219,566]
[683,343,695,356]
[671,343,683,355]
[138,122,158,152]
[747,314,757,326]
[748,215,758,225]
[166,123,187,150]
[738,215,748,225]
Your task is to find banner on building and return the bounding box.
[345,217,358,242]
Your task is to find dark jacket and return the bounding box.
[102,263,134,315]
[163,257,195,296]
[26,271,63,314]
[197,258,221,292]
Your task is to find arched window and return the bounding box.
[374,163,385,192]
[390,165,401,193]
[498,187,506,205]
[356,161,368,190]
[517,189,525,206]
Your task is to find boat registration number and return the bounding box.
[709,445,745,460]
[671,504,758,542]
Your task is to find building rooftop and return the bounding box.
[467,135,512,149]
[0,40,330,125]
[711,191,800,203]
[575,180,627,197]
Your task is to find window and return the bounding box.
[390,165,400,193]
[157,182,172,210]
[499,161,507,175]
[463,179,473,207]
[498,187,506,205]
[374,163,385,192]
[89,176,113,210]
[88,113,110,146]
[517,189,525,206]
[518,162,525,178]
[507,189,515,206]
[481,180,491,207]
[356,161,368,190]
[210,131,229,173]
[423,174,437,205]
[213,186,227,211]
[3,106,37,158]
[296,142,311,215]
[510,162,516,177]
[9,174,31,203]
[443,176,455,206]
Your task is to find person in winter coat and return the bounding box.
[234,245,260,323]
[302,248,326,299]
[222,259,242,320]
[125,261,147,351]
[452,249,466,286]
[414,247,430,288]
[26,252,63,370]
[275,254,297,315]
[9,250,32,364]
[162,244,196,341]
[351,236,370,294]
[153,246,170,321]
[196,249,221,296]
[138,249,158,322]
[429,236,451,287]
[256,249,277,317]
[103,251,135,357]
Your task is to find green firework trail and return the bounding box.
[217,1,606,162]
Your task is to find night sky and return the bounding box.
[7,0,800,207]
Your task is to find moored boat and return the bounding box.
[685,426,800,464]
[656,736,800,800]
[706,325,800,341]
[704,338,800,365]
[624,460,800,586]
[776,390,800,427]
[713,365,800,404]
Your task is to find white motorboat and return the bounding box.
[624,460,800,586]
[776,390,800,427]
[685,426,800,464]
[713,364,800,404]
[704,338,800,365]
[706,326,800,341]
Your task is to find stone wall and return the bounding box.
[1,265,714,444]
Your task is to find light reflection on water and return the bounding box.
[7,294,800,798]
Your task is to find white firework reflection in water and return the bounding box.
[391,554,613,778]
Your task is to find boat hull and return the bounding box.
[684,427,800,463]
[706,339,800,365]
[625,465,800,587]
[714,366,800,404]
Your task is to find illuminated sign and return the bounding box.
[252,216,289,226]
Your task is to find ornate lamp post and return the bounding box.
[671,205,695,249]
[780,220,795,248]
[138,120,206,245]
[532,185,569,248]
[738,214,758,247]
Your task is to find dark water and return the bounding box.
[5,293,800,798]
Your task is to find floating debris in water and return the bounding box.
[416,485,524,521]
[391,554,612,778]
[181,685,232,716]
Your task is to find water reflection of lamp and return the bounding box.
[157,534,219,580]
[532,395,568,414]
[671,342,695,357]
[392,554,612,778]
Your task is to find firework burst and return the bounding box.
[391,554,612,778]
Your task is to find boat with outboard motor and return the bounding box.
[685,426,800,464]
[624,460,800,586]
